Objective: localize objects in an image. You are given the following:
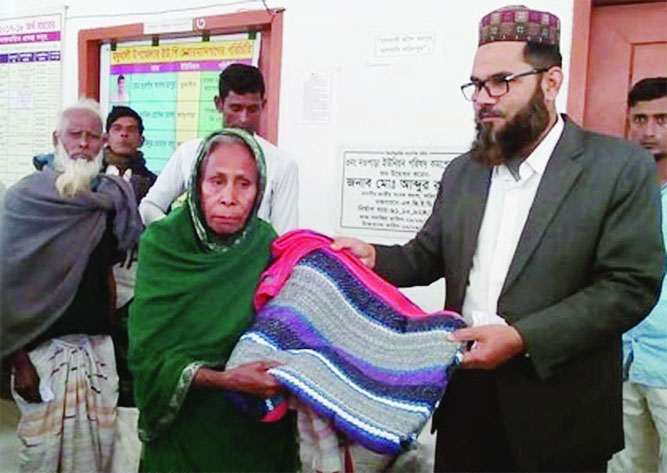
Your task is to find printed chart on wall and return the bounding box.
[339,147,462,236]
[101,35,259,173]
[0,10,63,187]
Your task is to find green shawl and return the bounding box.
[128,129,276,442]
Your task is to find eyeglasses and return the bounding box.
[460,68,549,101]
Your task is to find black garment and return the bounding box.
[25,222,118,351]
[113,301,134,407]
[434,370,515,472]
[102,148,157,204]
[433,370,611,473]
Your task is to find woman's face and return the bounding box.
[200,141,258,235]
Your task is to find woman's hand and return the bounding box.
[193,361,283,398]
[223,361,284,397]
[11,350,42,403]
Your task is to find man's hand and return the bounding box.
[11,350,42,403]
[330,237,376,269]
[448,325,526,370]
[194,361,284,398]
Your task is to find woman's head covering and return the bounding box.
[187,128,267,252]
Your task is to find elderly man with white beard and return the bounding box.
[0,99,142,473]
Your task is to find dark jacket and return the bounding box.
[102,148,157,204]
[374,116,664,469]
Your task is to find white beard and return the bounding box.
[53,142,103,198]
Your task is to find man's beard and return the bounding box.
[470,86,551,167]
[53,142,103,198]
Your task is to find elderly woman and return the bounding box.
[128,129,297,472]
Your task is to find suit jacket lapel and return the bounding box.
[501,117,586,295]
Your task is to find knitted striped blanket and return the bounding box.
[226,230,466,456]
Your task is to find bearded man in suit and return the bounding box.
[333,5,664,472]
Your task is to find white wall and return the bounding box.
[2,0,575,310]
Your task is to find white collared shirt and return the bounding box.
[105,164,132,181]
[462,115,565,327]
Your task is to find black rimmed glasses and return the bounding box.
[460,67,549,101]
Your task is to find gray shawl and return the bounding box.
[1,167,143,358]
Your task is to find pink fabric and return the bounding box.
[254,230,459,320]
[260,400,288,423]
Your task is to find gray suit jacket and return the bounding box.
[374,116,664,468]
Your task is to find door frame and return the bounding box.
[78,9,284,143]
[566,0,593,123]
[567,0,665,124]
